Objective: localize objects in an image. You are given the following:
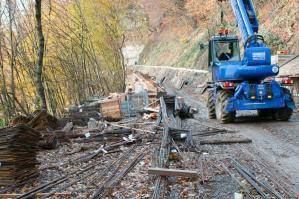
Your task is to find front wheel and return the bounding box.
[207,90,216,119]
[215,90,235,124]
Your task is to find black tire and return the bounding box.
[273,87,293,121]
[257,109,274,119]
[274,107,293,121]
[207,90,216,119]
[215,90,236,123]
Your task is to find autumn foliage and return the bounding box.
[0,0,132,120]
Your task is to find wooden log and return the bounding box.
[200,138,252,145]
[148,167,198,178]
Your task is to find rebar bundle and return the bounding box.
[0,125,41,187]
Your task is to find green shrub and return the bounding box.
[0,119,6,127]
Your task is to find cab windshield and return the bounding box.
[214,41,240,62]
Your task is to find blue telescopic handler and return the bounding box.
[206,0,295,123]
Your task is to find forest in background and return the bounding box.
[0,0,141,123]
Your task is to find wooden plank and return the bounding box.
[100,99,122,120]
[148,167,198,178]
[200,138,252,145]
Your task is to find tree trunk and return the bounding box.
[0,3,12,120]
[35,0,47,111]
[7,0,16,110]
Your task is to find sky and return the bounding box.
[0,0,29,24]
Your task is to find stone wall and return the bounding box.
[129,65,209,90]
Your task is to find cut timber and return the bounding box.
[200,138,252,145]
[100,99,122,121]
[148,168,198,178]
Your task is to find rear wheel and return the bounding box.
[274,87,294,121]
[207,90,216,119]
[257,109,274,119]
[215,90,235,123]
[274,107,293,121]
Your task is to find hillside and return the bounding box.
[138,0,298,69]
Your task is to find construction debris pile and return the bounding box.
[0,70,298,198]
[0,125,40,187]
[66,71,163,126]
[151,94,197,199]
[67,100,102,126]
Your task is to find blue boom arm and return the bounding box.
[230,0,261,47]
[226,0,295,112]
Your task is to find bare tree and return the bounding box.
[0,1,13,120]
[35,0,47,111]
[6,0,16,110]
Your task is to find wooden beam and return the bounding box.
[148,167,198,178]
[200,138,252,145]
